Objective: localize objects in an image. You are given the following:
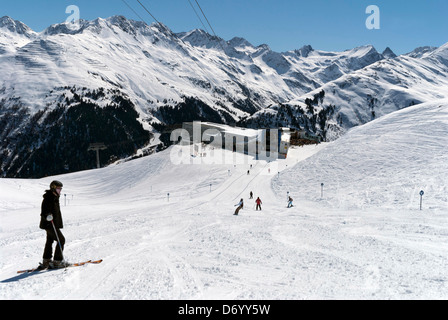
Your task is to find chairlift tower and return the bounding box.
[88,143,107,169]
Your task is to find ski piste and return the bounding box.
[17,259,103,274]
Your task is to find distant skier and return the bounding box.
[234,198,244,215]
[255,197,262,211]
[249,191,253,199]
[247,170,250,175]
[287,196,294,208]
[39,180,68,268]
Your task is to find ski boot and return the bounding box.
[39,258,52,270]
[51,260,70,269]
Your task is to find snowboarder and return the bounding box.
[39,180,68,268]
[234,198,244,215]
[287,196,294,208]
[255,197,262,211]
[249,191,253,199]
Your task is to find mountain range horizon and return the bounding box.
[0,14,432,57]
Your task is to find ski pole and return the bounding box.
[51,220,65,264]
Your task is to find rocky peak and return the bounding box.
[382,47,397,59]
[0,16,35,38]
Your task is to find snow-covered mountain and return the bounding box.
[0,16,36,41]
[242,43,448,141]
[0,16,391,115]
[0,15,447,178]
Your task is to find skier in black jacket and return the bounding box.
[40,180,67,268]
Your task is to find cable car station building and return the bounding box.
[180,121,292,160]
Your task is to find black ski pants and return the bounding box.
[43,227,65,261]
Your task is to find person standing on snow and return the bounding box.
[234,198,244,215]
[40,180,67,268]
[255,197,262,211]
[249,191,253,199]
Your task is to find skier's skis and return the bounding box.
[50,259,103,270]
[17,265,47,274]
[17,259,103,274]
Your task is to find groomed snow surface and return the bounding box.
[1,100,447,300]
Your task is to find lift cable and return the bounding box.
[187,0,211,35]
[120,0,221,92]
[136,0,163,25]
[193,0,227,54]
[120,0,147,24]
[120,0,245,115]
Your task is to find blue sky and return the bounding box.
[1,0,447,54]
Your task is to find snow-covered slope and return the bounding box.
[1,100,447,299]
[273,99,448,211]
[0,16,36,53]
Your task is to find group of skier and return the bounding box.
[233,191,264,215]
[234,191,294,215]
[232,164,296,216]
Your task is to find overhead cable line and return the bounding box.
[136,0,162,25]
[134,0,188,45]
[187,0,211,35]
[120,0,220,90]
[188,0,254,108]
[193,0,227,54]
[191,0,251,93]
[194,0,218,39]
[120,0,147,23]
[120,0,242,114]
[191,0,250,89]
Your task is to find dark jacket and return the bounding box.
[40,190,63,229]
